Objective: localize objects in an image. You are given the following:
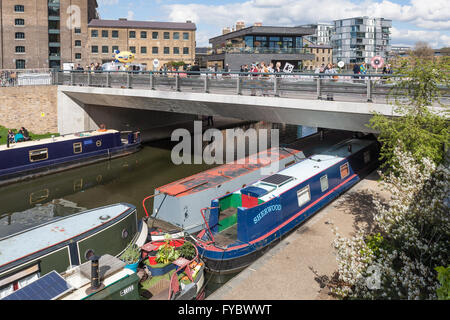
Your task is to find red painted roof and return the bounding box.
[156,147,301,197]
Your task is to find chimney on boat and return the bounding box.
[88,254,103,292]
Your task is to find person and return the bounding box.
[14,131,24,143]
[19,127,30,141]
[76,64,84,72]
[250,63,259,96]
[260,62,270,96]
[7,130,15,144]
[223,64,230,77]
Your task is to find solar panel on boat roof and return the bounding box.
[260,174,293,186]
[2,271,72,300]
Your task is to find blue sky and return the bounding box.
[97,0,450,48]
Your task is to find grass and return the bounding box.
[0,125,59,145]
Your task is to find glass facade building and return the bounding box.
[331,17,391,65]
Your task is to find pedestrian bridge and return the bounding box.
[55,71,449,135]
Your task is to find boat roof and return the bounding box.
[243,139,374,202]
[0,130,119,152]
[0,203,134,269]
[156,147,303,197]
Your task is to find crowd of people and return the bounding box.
[7,127,30,145]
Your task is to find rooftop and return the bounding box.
[88,19,197,31]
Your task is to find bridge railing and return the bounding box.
[53,70,450,104]
[0,68,53,87]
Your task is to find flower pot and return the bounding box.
[124,260,140,273]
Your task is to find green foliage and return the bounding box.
[435,266,450,300]
[0,125,59,145]
[119,244,141,264]
[178,241,196,260]
[365,233,385,258]
[155,234,180,264]
[368,56,449,174]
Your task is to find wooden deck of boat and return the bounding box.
[214,225,238,248]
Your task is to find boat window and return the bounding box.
[29,148,48,162]
[297,185,311,208]
[0,264,40,298]
[285,160,295,168]
[320,175,329,192]
[73,142,82,154]
[340,163,349,179]
[96,140,102,147]
[364,150,371,164]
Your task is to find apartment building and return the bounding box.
[300,23,334,45]
[84,19,196,69]
[0,0,98,69]
[303,39,333,70]
[331,16,391,65]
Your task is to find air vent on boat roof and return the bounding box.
[260,174,293,187]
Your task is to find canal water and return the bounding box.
[0,121,307,297]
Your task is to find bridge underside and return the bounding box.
[58,86,398,135]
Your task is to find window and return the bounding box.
[129,31,136,38]
[15,59,25,69]
[73,142,82,154]
[15,32,25,39]
[152,46,158,54]
[320,175,329,192]
[75,53,81,60]
[173,47,179,54]
[74,40,81,47]
[340,163,349,179]
[91,30,98,37]
[112,30,119,38]
[102,46,108,54]
[102,30,108,38]
[364,150,371,164]
[183,32,189,40]
[129,46,136,54]
[91,45,98,53]
[297,185,311,207]
[140,31,147,39]
[15,46,25,53]
[29,149,48,162]
[164,47,169,54]
[15,18,25,26]
[164,32,170,40]
[74,28,81,34]
[152,32,158,39]
[14,5,24,12]
[173,32,179,40]
[183,47,189,55]
[141,46,147,54]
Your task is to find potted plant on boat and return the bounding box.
[144,234,181,276]
[119,244,141,273]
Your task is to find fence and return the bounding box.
[0,69,52,87]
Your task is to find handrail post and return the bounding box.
[367,77,372,102]
[150,72,155,90]
[274,76,279,97]
[87,71,91,86]
[204,75,209,93]
[106,71,111,88]
[175,73,181,92]
[236,75,242,95]
[316,77,321,100]
[127,72,132,89]
[70,71,74,86]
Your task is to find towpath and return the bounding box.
[207,170,391,300]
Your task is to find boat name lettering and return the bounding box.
[120,285,134,296]
[253,204,282,224]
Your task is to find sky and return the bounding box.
[96,0,450,48]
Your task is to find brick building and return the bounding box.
[0,0,98,69]
[302,39,333,70]
[84,19,196,69]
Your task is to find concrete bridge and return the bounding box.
[55,71,449,135]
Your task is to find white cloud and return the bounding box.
[98,0,119,5]
[162,0,450,47]
[127,10,135,20]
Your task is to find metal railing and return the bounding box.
[0,69,53,87]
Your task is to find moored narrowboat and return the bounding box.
[0,203,147,299]
[0,129,141,187]
[194,137,380,274]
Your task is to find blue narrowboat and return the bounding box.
[0,129,140,187]
[194,137,380,274]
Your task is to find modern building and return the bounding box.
[302,39,333,70]
[206,23,315,70]
[300,23,334,45]
[84,19,196,69]
[0,0,98,69]
[331,16,391,65]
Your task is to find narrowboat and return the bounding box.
[143,146,305,236]
[143,130,357,237]
[139,238,205,300]
[0,203,148,299]
[2,254,142,300]
[0,129,141,187]
[194,137,380,274]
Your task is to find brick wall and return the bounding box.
[0,85,58,134]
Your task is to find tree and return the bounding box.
[368,55,449,174]
[409,41,435,60]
